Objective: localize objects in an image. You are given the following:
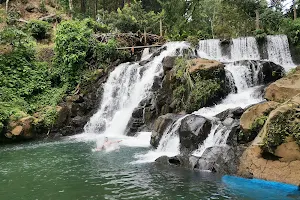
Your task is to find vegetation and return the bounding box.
[263,109,300,153]
[1,0,300,140]
[172,57,228,113]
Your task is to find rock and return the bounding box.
[25,4,37,13]
[132,107,144,118]
[11,126,23,136]
[222,118,234,126]
[195,146,242,174]
[178,114,212,154]
[259,61,284,84]
[155,155,193,168]
[265,66,300,102]
[240,101,279,132]
[188,58,224,74]
[275,141,300,162]
[151,114,182,148]
[152,76,161,91]
[238,146,300,186]
[55,105,69,127]
[19,116,35,138]
[71,116,86,127]
[215,107,244,121]
[162,56,176,71]
[253,95,300,152]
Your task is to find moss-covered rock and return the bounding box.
[265,66,300,102]
[167,57,230,114]
[253,95,300,154]
[239,101,279,143]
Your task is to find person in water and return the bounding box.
[96,137,122,151]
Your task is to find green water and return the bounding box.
[0,138,298,200]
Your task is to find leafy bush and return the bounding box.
[99,1,161,34]
[27,20,51,40]
[83,18,110,33]
[54,19,128,87]
[281,18,300,45]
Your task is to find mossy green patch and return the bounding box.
[263,108,300,153]
[171,57,229,113]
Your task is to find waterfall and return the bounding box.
[84,42,190,136]
[266,35,294,71]
[197,39,222,60]
[231,37,260,61]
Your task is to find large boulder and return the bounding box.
[238,146,300,186]
[188,58,224,74]
[195,146,244,174]
[265,66,300,102]
[253,95,300,154]
[162,56,176,72]
[240,101,279,140]
[151,114,182,148]
[178,114,212,154]
[275,139,300,162]
[259,61,284,84]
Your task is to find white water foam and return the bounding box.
[197,39,222,60]
[84,42,190,137]
[266,35,294,71]
[231,37,260,61]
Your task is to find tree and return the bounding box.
[6,0,9,12]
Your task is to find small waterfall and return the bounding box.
[266,35,294,70]
[231,37,260,61]
[197,39,222,60]
[84,42,190,136]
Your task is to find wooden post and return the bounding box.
[144,28,147,45]
[293,0,297,20]
[6,0,9,13]
[69,0,73,18]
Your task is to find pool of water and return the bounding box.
[0,136,299,200]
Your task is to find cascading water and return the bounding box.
[135,35,295,163]
[266,35,294,71]
[231,37,260,61]
[197,39,222,60]
[84,42,190,136]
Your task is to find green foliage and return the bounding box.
[41,107,58,127]
[172,57,227,113]
[187,79,221,113]
[26,20,51,40]
[99,1,161,34]
[39,0,48,14]
[54,20,93,85]
[254,29,267,41]
[281,18,300,45]
[251,115,268,134]
[54,19,127,87]
[263,109,300,153]
[83,18,110,33]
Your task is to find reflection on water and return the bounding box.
[0,139,298,200]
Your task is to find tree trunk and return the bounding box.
[69,0,73,17]
[94,0,98,19]
[255,9,260,30]
[127,0,131,7]
[81,0,86,15]
[293,0,297,20]
[6,0,9,12]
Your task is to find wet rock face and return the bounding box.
[155,146,245,175]
[150,114,183,148]
[178,115,212,155]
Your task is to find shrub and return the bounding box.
[27,20,51,40]
[99,1,161,34]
